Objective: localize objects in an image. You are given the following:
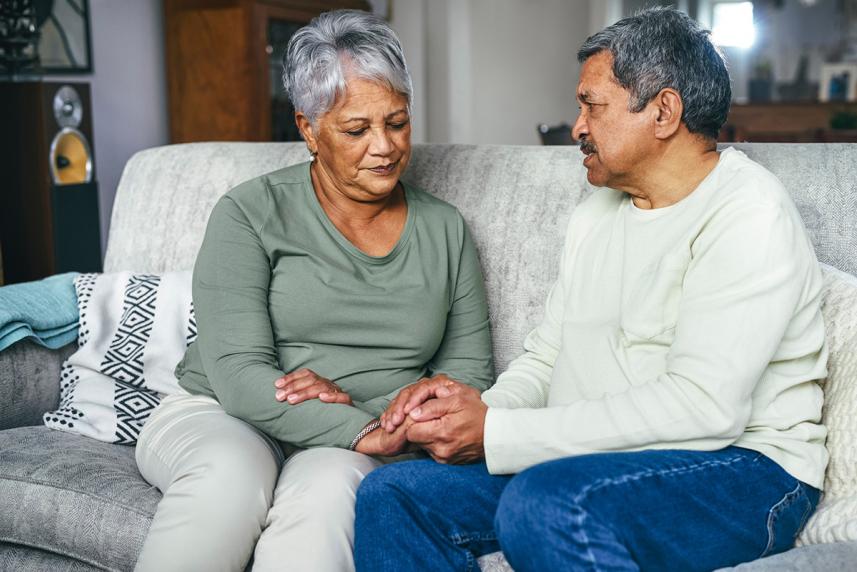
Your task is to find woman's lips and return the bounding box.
[369,161,398,175]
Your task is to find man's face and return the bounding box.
[572,51,654,190]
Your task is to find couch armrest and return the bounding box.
[0,340,76,430]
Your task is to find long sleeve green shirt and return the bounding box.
[176,161,494,450]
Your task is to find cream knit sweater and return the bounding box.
[482,147,828,489]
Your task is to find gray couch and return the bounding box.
[1,142,856,571]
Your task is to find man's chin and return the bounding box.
[585,169,607,188]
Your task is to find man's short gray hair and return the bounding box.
[578,7,731,140]
[283,9,412,125]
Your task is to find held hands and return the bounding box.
[354,416,419,457]
[380,374,460,432]
[406,383,488,464]
[274,368,352,406]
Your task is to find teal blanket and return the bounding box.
[0,272,80,352]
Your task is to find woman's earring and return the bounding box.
[308,147,318,160]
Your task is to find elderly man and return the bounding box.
[353,7,827,572]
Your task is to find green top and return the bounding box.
[176,161,494,450]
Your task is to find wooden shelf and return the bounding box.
[719,101,857,143]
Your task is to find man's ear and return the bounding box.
[295,112,318,154]
[652,88,683,140]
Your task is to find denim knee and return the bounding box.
[495,466,559,557]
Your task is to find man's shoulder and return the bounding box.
[714,147,790,207]
[567,187,624,228]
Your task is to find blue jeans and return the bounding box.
[353,447,819,571]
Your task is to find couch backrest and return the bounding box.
[104,142,857,372]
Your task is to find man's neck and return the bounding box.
[624,137,720,210]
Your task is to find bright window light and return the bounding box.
[711,2,756,49]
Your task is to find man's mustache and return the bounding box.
[579,138,597,155]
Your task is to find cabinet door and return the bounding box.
[268,18,305,142]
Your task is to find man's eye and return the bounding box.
[346,128,367,137]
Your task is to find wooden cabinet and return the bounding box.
[719,102,857,143]
[164,0,369,143]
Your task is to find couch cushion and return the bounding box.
[44,272,195,445]
[0,542,102,572]
[718,540,857,571]
[0,426,159,571]
[798,265,857,545]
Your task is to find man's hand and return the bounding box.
[354,416,418,457]
[274,368,353,406]
[380,374,464,433]
[406,384,487,464]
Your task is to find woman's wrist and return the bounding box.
[350,419,381,451]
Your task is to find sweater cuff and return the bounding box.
[483,407,517,475]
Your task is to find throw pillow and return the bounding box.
[43,271,196,444]
[798,263,857,545]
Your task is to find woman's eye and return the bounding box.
[346,128,367,137]
[389,121,409,130]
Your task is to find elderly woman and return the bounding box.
[133,10,493,572]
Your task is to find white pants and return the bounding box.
[134,393,382,572]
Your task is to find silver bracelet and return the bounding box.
[349,419,381,451]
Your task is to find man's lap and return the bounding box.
[356,447,819,571]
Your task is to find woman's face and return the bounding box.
[298,77,411,203]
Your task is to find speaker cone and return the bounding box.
[49,128,93,185]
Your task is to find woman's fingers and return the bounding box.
[273,369,351,406]
[274,368,313,388]
[279,381,331,404]
[382,385,416,432]
[318,391,353,405]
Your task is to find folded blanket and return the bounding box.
[0,272,80,352]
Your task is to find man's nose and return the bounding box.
[572,112,587,143]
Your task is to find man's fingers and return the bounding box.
[406,418,444,444]
[402,380,448,414]
[409,396,454,422]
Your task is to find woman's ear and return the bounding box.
[653,88,683,140]
[295,112,318,154]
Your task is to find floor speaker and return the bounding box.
[0,81,102,285]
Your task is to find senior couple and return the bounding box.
[133,7,827,572]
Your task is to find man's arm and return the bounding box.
[480,200,821,474]
[194,195,376,449]
[408,199,823,473]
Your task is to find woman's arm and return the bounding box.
[378,218,496,430]
[425,218,494,390]
[193,193,376,449]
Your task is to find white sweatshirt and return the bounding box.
[482,147,828,489]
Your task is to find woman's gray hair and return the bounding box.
[578,7,731,140]
[283,9,412,125]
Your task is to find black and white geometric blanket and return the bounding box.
[43,271,196,444]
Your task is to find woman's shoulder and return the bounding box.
[215,162,310,221]
[224,162,309,203]
[404,183,465,225]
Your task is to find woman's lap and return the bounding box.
[136,394,381,572]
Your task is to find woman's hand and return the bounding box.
[274,368,353,406]
[380,374,464,432]
[354,416,419,457]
